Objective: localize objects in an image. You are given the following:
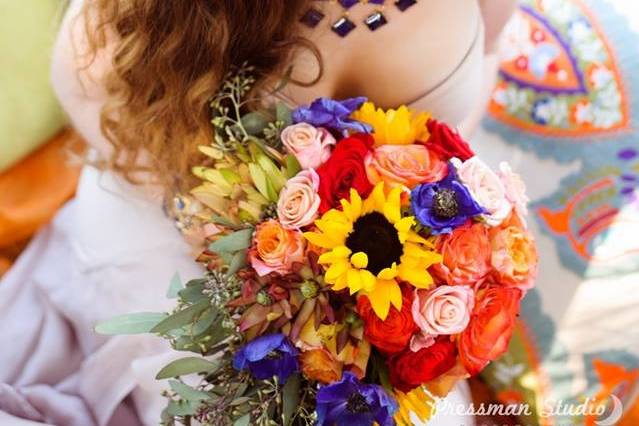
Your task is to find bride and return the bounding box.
[0,0,516,424]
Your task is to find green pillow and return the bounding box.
[0,0,67,172]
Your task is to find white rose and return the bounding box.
[452,157,512,227]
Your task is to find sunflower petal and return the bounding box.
[347,268,363,295]
[325,261,349,283]
[377,262,398,280]
[303,232,336,249]
[350,252,369,269]
[383,187,402,224]
[360,270,377,292]
[349,188,362,219]
[398,265,434,289]
[366,279,402,320]
[318,246,352,264]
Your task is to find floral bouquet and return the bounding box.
[98,67,538,426]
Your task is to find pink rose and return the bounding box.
[453,157,512,227]
[248,220,305,276]
[497,162,529,227]
[365,144,448,189]
[430,222,492,286]
[281,123,336,170]
[410,286,475,351]
[277,170,321,229]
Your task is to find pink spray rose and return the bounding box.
[497,162,529,227]
[277,169,321,229]
[281,123,336,170]
[365,144,448,189]
[410,285,475,351]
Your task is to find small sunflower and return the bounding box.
[303,183,442,320]
[394,387,437,425]
[351,102,431,146]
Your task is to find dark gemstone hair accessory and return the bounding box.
[301,0,418,36]
[332,16,357,37]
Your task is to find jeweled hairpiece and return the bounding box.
[300,0,418,38]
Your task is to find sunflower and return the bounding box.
[303,183,442,320]
[351,102,431,146]
[394,387,437,425]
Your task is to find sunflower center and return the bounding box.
[433,189,459,219]
[346,392,371,414]
[345,212,403,275]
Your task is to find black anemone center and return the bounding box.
[346,393,371,414]
[345,212,403,275]
[432,189,459,219]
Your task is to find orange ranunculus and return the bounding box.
[357,287,417,354]
[430,222,492,286]
[490,214,538,291]
[458,286,522,376]
[248,219,305,276]
[299,348,342,383]
[365,144,448,189]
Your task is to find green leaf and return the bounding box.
[191,308,217,336]
[95,312,167,335]
[234,414,251,426]
[156,357,219,379]
[166,399,201,416]
[282,374,301,426]
[276,102,293,128]
[248,163,270,200]
[169,380,212,402]
[241,111,270,136]
[208,228,254,254]
[227,250,248,275]
[151,300,210,334]
[167,273,183,299]
[285,154,301,179]
[177,280,207,304]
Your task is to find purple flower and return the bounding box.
[292,97,372,135]
[411,166,485,235]
[233,333,299,382]
[316,372,398,426]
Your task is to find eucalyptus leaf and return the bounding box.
[169,380,212,402]
[191,308,217,336]
[248,163,270,200]
[166,273,183,299]
[208,228,254,254]
[227,250,247,275]
[167,399,201,416]
[151,300,210,334]
[276,102,293,128]
[178,281,207,304]
[156,357,219,380]
[95,312,167,335]
[234,414,251,426]
[282,374,301,426]
[241,111,270,136]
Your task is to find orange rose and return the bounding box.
[365,144,448,189]
[458,286,521,376]
[430,222,492,286]
[490,215,538,291]
[299,348,342,383]
[248,219,305,276]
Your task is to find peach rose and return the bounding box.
[281,123,336,170]
[411,285,475,351]
[248,219,305,276]
[277,169,321,229]
[299,348,342,384]
[430,222,492,286]
[365,144,448,188]
[453,157,512,227]
[490,218,538,291]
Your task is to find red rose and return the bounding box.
[458,286,522,376]
[357,287,417,354]
[316,133,374,213]
[425,119,474,161]
[388,338,457,392]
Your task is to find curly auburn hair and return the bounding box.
[84,0,320,190]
